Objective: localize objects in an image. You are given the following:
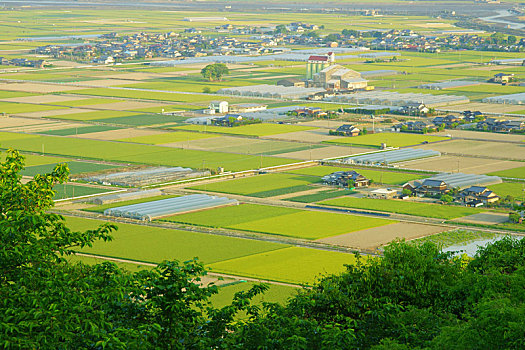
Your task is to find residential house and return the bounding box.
[209,101,229,114]
[403,179,449,196]
[335,124,360,136]
[402,102,429,115]
[459,186,500,206]
[492,73,514,84]
[322,171,370,188]
[393,120,435,132]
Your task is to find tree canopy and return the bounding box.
[1,148,525,349]
[200,63,229,81]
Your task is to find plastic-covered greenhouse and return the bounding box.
[343,148,440,165]
[103,194,238,221]
[428,173,502,188]
[91,189,162,205]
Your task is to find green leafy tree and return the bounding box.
[201,63,230,81]
[440,194,454,203]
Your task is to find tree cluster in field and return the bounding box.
[1,149,525,349]
[200,63,229,82]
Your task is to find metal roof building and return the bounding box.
[104,194,238,221]
[342,148,441,165]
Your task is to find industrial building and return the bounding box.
[309,64,368,90]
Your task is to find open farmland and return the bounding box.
[53,184,114,200]
[117,131,217,144]
[398,155,525,175]
[173,123,317,137]
[65,216,289,265]
[288,165,427,184]
[190,173,321,197]
[22,160,122,177]
[164,203,393,240]
[320,197,483,219]
[324,133,450,148]
[207,247,360,285]
[0,132,295,171]
[416,140,525,161]
[488,166,525,180]
[489,182,525,199]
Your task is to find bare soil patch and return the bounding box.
[446,102,525,113]
[399,155,524,174]
[416,140,525,161]
[262,130,336,143]
[317,222,448,250]
[76,128,164,141]
[80,101,164,111]
[452,212,509,225]
[278,145,370,160]
[79,79,141,87]
[17,108,97,118]
[0,82,84,93]
[0,116,56,129]
[0,95,87,104]
[434,129,525,142]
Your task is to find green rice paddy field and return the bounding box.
[320,197,483,219]
[163,203,394,240]
[190,173,321,197]
[324,133,450,148]
[0,132,295,171]
[488,166,525,180]
[489,182,525,198]
[118,131,217,144]
[22,160,121,177]
[53,184,113,200]
[288,166,427,184]
[65,216,359,284]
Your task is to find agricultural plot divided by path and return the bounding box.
[288,166,428,184]
[320,197,484,220]
[207,247,360,285]
[190,173,322,198]
[0,132,295,171]
[173,123,317,137]
[65,216,360,284]
[164,203,394,240]
[324,133,450,148]
[66,216,289,265]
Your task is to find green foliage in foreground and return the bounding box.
[2,149,525,349]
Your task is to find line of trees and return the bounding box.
[1,149,525,348]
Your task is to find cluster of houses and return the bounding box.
[34,32,280,62]
[403,179,500,206]
[477,117,525,132]
[0,57,49,68]
[322,170,500,207]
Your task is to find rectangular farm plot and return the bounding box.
[489,182,525,198]
[23,161,121,177]
[488,166,525,180]
[230,210,394,240]
[324,133,449,148]
[190,173,320,197]
[320,197,483,220]
[0,134,295,171]
[207,247,359,284]
[163,204,298,228]
[43,125,121,136]
[51,110,137,121]
[174,123,317,137]
[0,101,67,114]
[288,166,427,184]
[118,131,217,144]
[53,184,113,200]
[66,216,289,265]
